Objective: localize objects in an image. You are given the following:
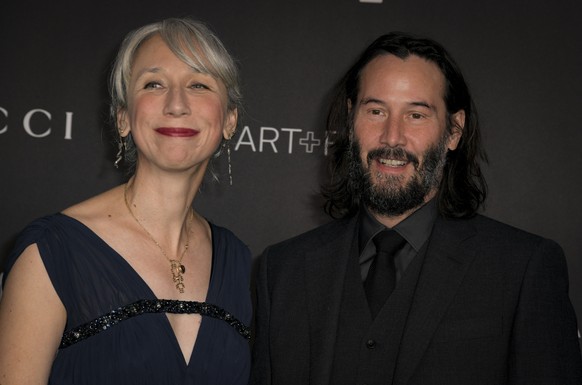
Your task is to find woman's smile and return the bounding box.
[155,127,200,137]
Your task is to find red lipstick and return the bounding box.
[155,127,199,137]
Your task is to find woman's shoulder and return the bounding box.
[61,185,131,245]
[6,185,127,273]
[62,184,124,223]
[16,213,76,243]
[3,213,84,286]
[208,221,251,264]
[208,222,247,247]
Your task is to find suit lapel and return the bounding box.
[394,217,478,385]
[304,216,359,385]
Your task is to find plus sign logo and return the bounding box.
[299,131,321,153]
[234,125,335,155]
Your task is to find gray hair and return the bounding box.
[110,17,242,172]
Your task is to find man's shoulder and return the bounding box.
[451,213,531,233]
[263,216,356,256]
[441,213,556,247]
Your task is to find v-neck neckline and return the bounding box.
[57,212,216,366]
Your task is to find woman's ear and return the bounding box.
[117,110,130,137]
[223,108,238,140]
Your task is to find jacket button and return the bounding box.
[366,339,376,349]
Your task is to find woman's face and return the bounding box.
[119,34,236,174]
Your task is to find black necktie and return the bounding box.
[365,230,406,319]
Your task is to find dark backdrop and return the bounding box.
[1,0,580,345]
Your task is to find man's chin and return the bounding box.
[370,173,408,190]
[365,179,432,217]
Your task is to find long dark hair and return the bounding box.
[323,32,487,219]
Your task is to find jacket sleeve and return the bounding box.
[509,238,582,384]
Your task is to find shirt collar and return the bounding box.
[358,198,438,254]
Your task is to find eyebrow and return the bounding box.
[135,66,211,80]
[409,101,435,110]
[134,67,161,79]
[359,97,386,106]
[359,97,436,111]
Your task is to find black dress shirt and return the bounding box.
[358,199,438,281]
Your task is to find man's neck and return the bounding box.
[369,192,437,229]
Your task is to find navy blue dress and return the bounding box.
[2,214,252,384]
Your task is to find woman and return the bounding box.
[0,18,251,384]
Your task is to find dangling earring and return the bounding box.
[220,138,233,186]
[114,129,126,169]
[226,140,232,186]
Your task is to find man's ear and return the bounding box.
[447,109,465,151]
[346,99,355,141]
[223,108,238,140]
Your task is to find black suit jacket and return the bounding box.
[251,214,582,385]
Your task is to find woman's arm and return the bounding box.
[0,243,66,385]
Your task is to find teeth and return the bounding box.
[379,159,406,167]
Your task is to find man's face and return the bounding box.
[350,54,464,217]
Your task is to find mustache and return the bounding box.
[367,147,419,167]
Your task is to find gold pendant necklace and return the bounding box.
[124,183,192,293]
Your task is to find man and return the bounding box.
[251,32,582,385]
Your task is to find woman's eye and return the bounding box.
[191,83,209,90]
[144,82,161,89]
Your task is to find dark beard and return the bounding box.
[347,135,448,217]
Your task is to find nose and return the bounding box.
[379,116,405,147]
[163,87,191,116]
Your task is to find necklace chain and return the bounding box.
[123,182,192,293]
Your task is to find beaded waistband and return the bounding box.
[60,299,251,348]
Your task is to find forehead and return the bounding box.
[358,54,446,104]
[132,34,177,65]
[128,33,230,99]
[132,33,212,73]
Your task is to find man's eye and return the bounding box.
[410,113,424,119]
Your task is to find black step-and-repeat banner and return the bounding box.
[1,0,581,337]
